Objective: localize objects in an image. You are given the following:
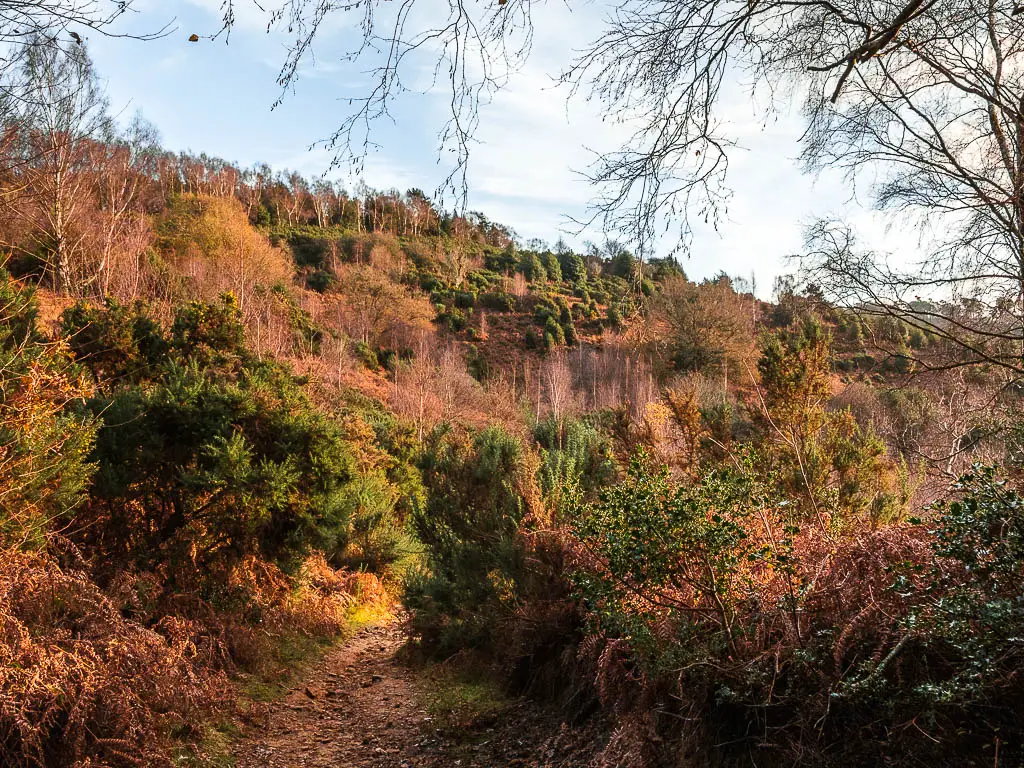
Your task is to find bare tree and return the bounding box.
[84,113,159,297]
[2,39,111,293]
[791,2,1024,380]
[0,2,170,103]
[310,178,336,228]
[203,0,1011,256]
[541,350,576,422]
[242,163,271,221]
[0,3,160,45]
[510,271,528,299]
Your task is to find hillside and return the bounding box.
[3,38,1024,768]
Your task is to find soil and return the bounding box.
[232,617,605,768]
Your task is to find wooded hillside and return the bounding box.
[2,36,1024,768]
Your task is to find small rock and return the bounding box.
[304,686,317,699]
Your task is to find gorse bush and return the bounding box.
[403,425,583,702]
[329,472,420,577]
[171,293,248,365]
[61,297,169,383]
[758,319,911,527]
[535,416,617,517]
[405,426,542,653]
[78,364,358,582]
[62,294,411,598]
[0,276,96,549]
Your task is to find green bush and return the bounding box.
[60,297,407,596]
[353,340,380,369]
[897,466,1024,706]
[571,452,772,661]
[404,426,540,654]
[533,295,560,324]
[560,252,587,285]
[62,298,168,384]
[606,303,622,329]
[0,275,96,548]
[78,360,360,583]
[563,320,578,345]
[437,307,469,332]
[479,291,515,312]
[518,252,547,283]
[170,293,247,366]
[306,268,337,293]
[541,252,562,283]
[330,473,419,577]
[535,417,616,518]
[286,233,332,268]
[543,316,565,347]
[467,269,501,289]
[453,290,477,309]
[485,244,518,274]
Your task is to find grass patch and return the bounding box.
[171,720,242,767]
[421,662,513,733]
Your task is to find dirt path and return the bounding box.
[234,619,427,768]
[232,618,605,768]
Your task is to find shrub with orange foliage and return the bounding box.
[0,549,229,768]
[322,263,434,350]
[212,554,391,674]
[156,195,293,314]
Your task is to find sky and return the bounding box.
[83,0,917,298]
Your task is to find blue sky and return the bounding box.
[84,0,913,297]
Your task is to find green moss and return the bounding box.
[171,721,242,767]
[421,665,511,733]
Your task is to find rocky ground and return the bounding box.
[232,618,605,768]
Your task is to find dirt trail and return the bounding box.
[232,618,604,768]
[234,619,427,768]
